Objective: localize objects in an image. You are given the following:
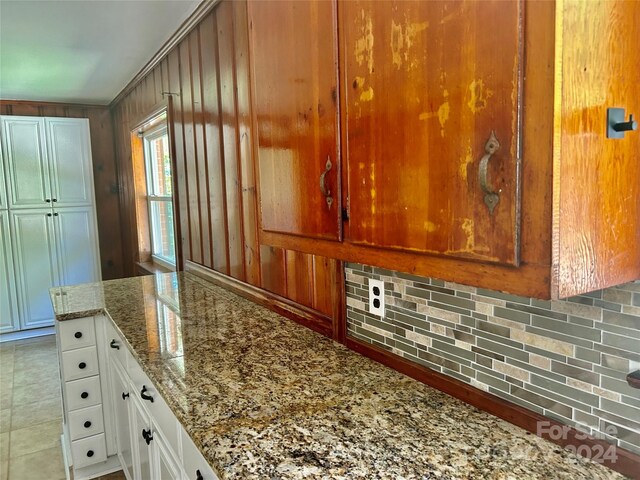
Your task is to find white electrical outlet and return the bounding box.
[630,360,640,372]
[368,278,385,317]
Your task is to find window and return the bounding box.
[143,124,176,269]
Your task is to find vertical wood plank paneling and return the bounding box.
[285,250,314,308]
[181,34,202,264]
[167,48,191,262]
[216,2,245,281]
[233,0,260,286]
[311,255,334,317]
[191,26,212,268]
[259,245,286,297]
[201,12,230,275]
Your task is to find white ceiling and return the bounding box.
[0,0,201,105]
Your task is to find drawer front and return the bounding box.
[68,404,104,441]
[71,433,107,469]
[61,345,99,381]
[58,317,96,352]
[130,362,179,455]
[65,375,102,411]
[104,319,129,369]
[181,427,219,480]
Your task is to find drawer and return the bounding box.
[104,319,129,369]
[181,427,219,480]
[58,317,96,352]
[71,433,107,469]
[65,375,102,411]
[61,345,99,381]
[129,362,179,455]
[68,404,104,441]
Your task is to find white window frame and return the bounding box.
[142,124,175,270]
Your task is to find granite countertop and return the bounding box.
[50,272,624,479]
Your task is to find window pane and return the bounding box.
[147,133,172,196]
[150,200,176,264]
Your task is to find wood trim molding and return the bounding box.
[0,99,108,110]
[346,336,640,479]
[185,261,335,339]
[110,0,221,108]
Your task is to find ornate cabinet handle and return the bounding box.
[478,131,501,215]
[319,156,333,209]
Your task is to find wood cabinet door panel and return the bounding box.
[249,0,341,241]
[341,0,523,265]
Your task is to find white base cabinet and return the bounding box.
[57,314,219,480]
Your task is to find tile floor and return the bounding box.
[0,334,125,480]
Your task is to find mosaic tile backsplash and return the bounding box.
[345,263,640,455]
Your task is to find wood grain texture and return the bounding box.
[340,0,522,265]
[109,1,342,337]
[248,0,342,241]
[0,100,124,280]
[553,0,640,298]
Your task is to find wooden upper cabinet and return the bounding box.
[248,0,342,242]
[341,0,523,265]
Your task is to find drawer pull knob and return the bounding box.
[122,392,129,400]
[87,450,94,458]
[81,392,89,399]
[110,339,120,350]
[74,331,82,339]
[142,428,153,445]
[78,362,86,369]
[140,385,154,403]
[84,421,91,428]
[196,470,204,480]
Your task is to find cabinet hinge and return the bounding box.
[342,196,350,222]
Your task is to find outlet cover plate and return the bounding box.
[368,279,385,317]
[631,360,640,372]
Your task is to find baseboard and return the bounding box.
[185,261,335,339]
[0,326,55,343]
[346,336,640,479]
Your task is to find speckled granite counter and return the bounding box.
[51,272,624,479]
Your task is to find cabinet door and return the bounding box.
[1,116,51,208]
[10,210,58,329]
[46,118,94,206]
[53,207,101,286]
[0,146,7,209]
[131,396,153,480]
[154,431,182,480]
[341,1,523,265]
[249,0,342,241]
[110,361,135,480]
[0,211,19,333]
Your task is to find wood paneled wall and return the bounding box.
[110,0,341,328]
[0,100,124,281]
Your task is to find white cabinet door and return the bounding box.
[46,118,94,207]
[131,395,153,480]
[10,209,58,329]
[0,211,19,333]
[0,146,7,209]
[53,206,101,286]
[1,116,51,208]
[111,361,135,480]
[155,432,182,480]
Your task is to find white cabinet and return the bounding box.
[0,211,19,333]
[1,115,100,334]
[102,318,219,480]
[1,117,50,208]
[56,315,120,480]
[10,210,58,329]
[1,116,93,208]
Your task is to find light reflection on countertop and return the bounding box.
[50,272,624,480]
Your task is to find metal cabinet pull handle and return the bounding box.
[142,428,153,445]
[45,199,51,203]
[140,385,154,403]
[196,469,204,480]
[87,450,94,458]
[110,339,120,350]
[319,156,333,209]
[478,130,501,215]
[122,392,129,400]
[74,331,82,339]
[81,391,89,399]
[84,421,92,428]
[78,362,86,369]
